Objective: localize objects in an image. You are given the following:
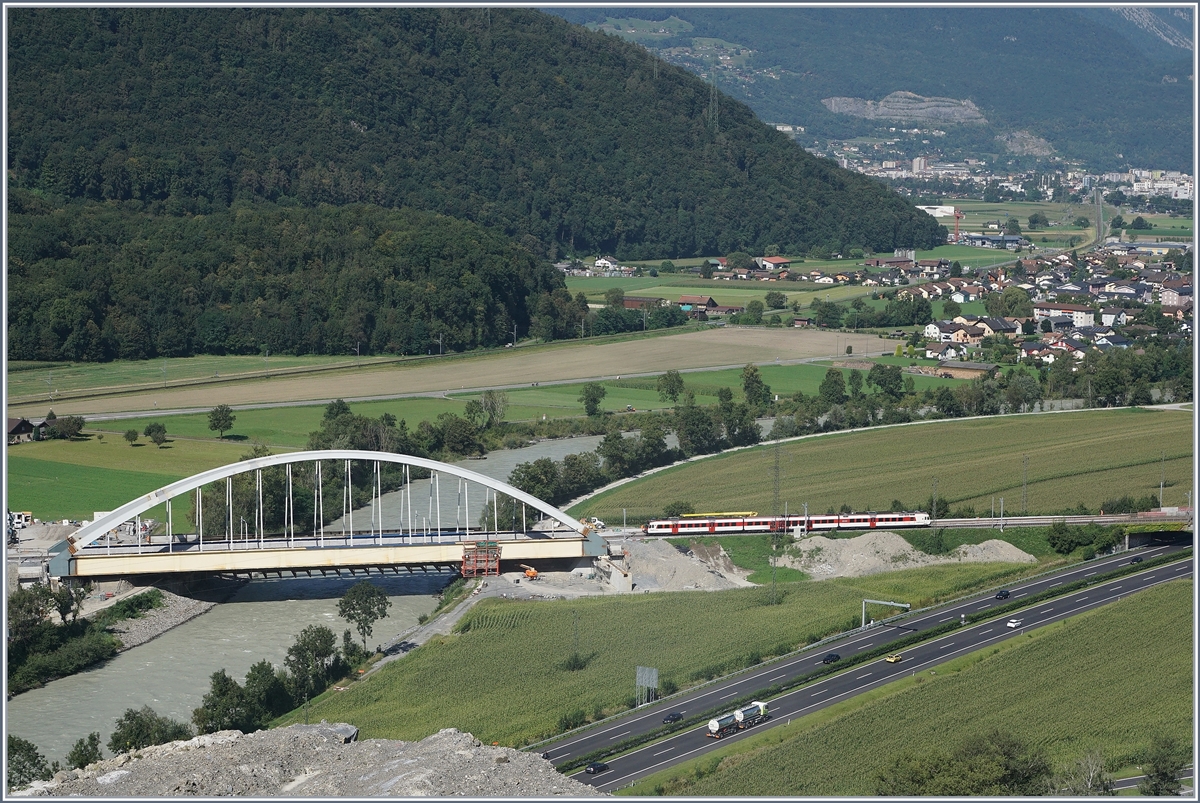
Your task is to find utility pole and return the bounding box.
[932,476,938,525]
[771,442,781,605]
[1160,450,1165,507]
[264,349,269,377]
[512,323,518,348]
[436,333,444,355]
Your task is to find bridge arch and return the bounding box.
[68,450,586,552]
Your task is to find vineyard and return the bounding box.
[569,408,1193,523]
[271,560,1036,745]
[631,579,1194,796]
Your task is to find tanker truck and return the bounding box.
[706,711,739,739]
[707,701,769,738]
[734,701,769,729]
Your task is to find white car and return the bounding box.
[1006,618,1023,628]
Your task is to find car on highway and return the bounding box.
[885,653,902,663]
[822,652,841,664]
[1130,556,1143,564]
[1006,618,1023,628]
[584,761,609,775]
[662,712,683,724]
[995,589,1010,599]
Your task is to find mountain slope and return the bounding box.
[552,8,1193,171]
[8,8,944,261]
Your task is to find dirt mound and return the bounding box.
[622,539,753,592]
[781,531,1036,580]
[12,724,602,798]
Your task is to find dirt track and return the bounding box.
[13,328,885,418]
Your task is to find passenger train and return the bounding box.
[643,510,931,535]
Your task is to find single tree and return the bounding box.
[285,625,337,716]
[656,369,685,403]
[818,368,847,406]
[107,707,192,755]
[65,733,103,770]
[578,383,606,416]
[942,299,962,320]
[123,429,139,446]
[50,582,90,624]
[949,260,963,278]
[1109,215,1126,231]
[604,286,625,309]
[1138,735,1185,796]
[726,251,755,270]
[1073,216,1092,228]
[867,363,903,400]
[1004,218,1022,236]
[699,262,714,279]
[764,290,787,310]
[741,364,772,409]
[243,659,294,729]
[743,299,764,325]
[479,390,509,428]
[143,421,167,448]
[662,501,694,518]
[1027,212,1049,230]
[192,669,252,734]
[1052,749,1115,796]
[462,399,486,427]
[7,735,52,789]
[8,583,52,644]
[338,580,392,652]
[208,404,236,440]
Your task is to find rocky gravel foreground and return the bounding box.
[12,723,605,797]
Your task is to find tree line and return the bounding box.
[8,199,571,362]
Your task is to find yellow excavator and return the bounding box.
[519,563,540,580]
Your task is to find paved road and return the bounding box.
[531,543,1192,791]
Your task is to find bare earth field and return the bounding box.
[10,328,886,418]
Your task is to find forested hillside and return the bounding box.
[8,8,944,263]
[7,198,571,361]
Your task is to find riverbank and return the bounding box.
[105,589,217,652]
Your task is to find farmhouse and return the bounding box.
[7,417,46,444]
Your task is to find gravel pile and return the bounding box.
[624,538,752,592]
[782,531,1037,580]
[12,723,604,797]
[103,589,216,651]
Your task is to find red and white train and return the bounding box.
[643,510,931,536]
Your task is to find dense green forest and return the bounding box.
[8,8,944,265]
[7,198,569,360]
[554,8,1193,171]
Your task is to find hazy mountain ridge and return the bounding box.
[552,7,1193,171]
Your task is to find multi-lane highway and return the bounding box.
[534,542,1192,792]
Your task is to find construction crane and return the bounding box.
[519,563,540,580]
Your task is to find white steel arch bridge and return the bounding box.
[48,450,605,580]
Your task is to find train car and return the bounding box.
[644,511,930,536]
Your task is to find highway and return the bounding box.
[532,543,1192,791]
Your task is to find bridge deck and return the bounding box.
[67,536,596,577]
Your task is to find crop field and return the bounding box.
[565,277,869,307]
[272,561,1038,745]
[6,353,398,404]
[629,579,1193,796]
[6,328,862,419]
[569,407,1193,523]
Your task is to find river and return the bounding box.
[5,434,618,763]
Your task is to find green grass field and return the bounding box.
[7,436,252,529]
[272,560,1041,746]
[627,579,1193,796]
[568,408,1193,523]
